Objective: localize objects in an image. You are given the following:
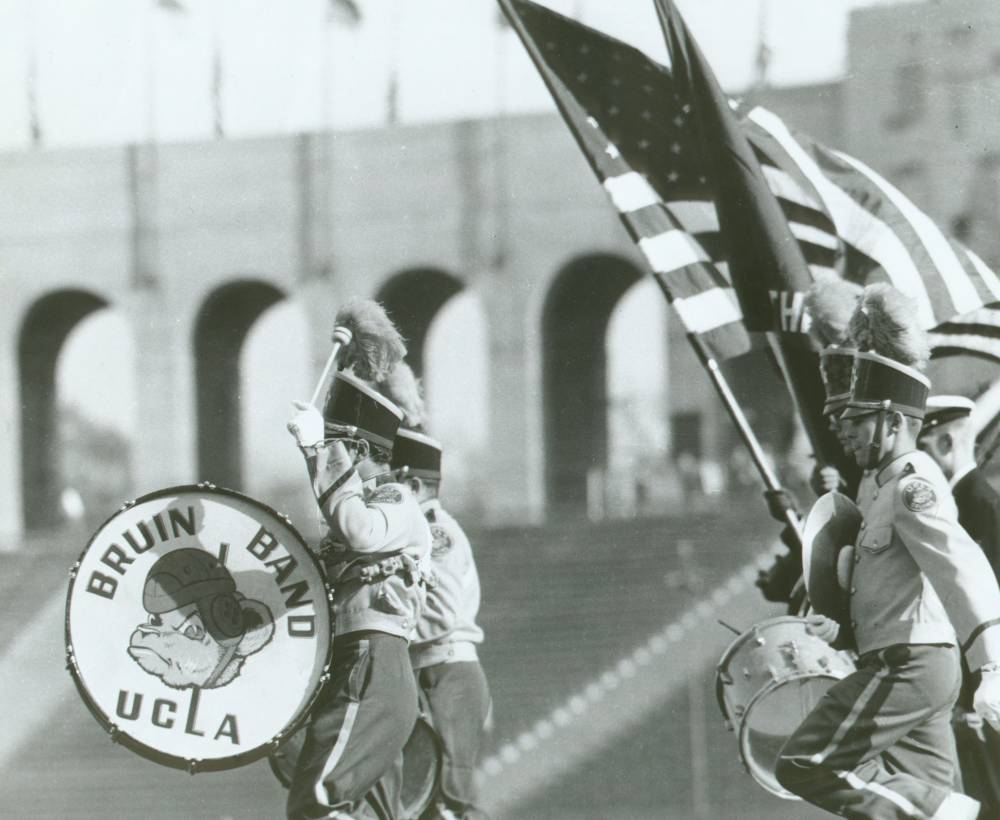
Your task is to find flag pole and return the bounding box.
[686,329,803,541]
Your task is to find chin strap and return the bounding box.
[860,400,893,470]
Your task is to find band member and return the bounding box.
[286,370,432,820]
[775,284,1000,820]
[757,277,862,607]
[391,425,491,820]
[919,395,1000,819]
[806,275,864,497]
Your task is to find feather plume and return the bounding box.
[847,283,930,369]
[378,362,425,429]
[334,299,407,383]
[804,275,863,347]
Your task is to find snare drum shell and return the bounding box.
[64,484,334,773]
[715,616,857,800]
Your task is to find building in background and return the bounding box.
[3,0,1000,542]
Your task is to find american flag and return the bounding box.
[501,0,1000,363]
[501,0,753,360]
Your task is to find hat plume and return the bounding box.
[334,299,407,383]
[847,283,930,370]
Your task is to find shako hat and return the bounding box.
[842,283,931,420]
[323,370,403,452]
[819,347,855,416]
[842,351,930,420]
[921,394,975,432]
[391,428,442,481]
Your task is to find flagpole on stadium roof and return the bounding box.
[497,0,802,543]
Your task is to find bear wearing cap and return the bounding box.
[127,549,274,690]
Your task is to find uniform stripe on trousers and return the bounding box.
[809,661,890,765]
[314,700,361,809]
[835,769,920,817]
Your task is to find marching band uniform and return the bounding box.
[757,278,862,609]
[920,396,1000,819]
[287,372,432,820]
[392,428,491,820]
[777,347,1000,820]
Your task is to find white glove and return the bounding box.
[973,670,1000,731]
[287,401,325,448]
[805,613,840,645]
[818,466,842,493]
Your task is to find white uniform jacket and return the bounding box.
[851,449,1000,670]
[304,442,432,640]
[410,500,485,670]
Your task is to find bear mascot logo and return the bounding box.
[127,548,275,690]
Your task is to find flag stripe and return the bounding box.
[966,248,1000,302]
[603,172,661,213]
[831,149,983,316]
[639,228,709,271]
[746,106,938,328]
[668,287,744,333]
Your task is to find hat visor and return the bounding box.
[839,403,883,421]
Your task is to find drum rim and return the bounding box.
[64,482,334,774]
[715,615,817,722]
[736,670,845,800]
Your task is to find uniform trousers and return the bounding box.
[416,661,491,820]
[954,708,1000,820]
[288,632,419,820]
[776,643,962,820]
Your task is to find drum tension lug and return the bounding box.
[187,758,200,775]
[68,561,80,580]
[109,725,120,744]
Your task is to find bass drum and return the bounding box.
[65,484,332,773]
[716,616,856,799]
[269,716,442,820]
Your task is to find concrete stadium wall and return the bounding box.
[0,114,716,541]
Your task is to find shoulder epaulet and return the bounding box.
[369,484,405,505]
[897,471,939,513]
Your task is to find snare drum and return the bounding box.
[716,616,855,799]
[269,716,443,820]
[65,484,332,773]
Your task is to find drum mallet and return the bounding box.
[309,325,354,407]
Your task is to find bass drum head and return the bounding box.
[269,717,442,820]
[739,674,841,799]
[65,484,332,772]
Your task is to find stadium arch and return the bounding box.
[193,278,285,491]
[18,288,110,530]
[375,268,464,377]
[542,254,644,515]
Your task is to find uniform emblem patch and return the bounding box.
[902,479,937,512]
[370,486,403,505]
[430,525,453,558]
